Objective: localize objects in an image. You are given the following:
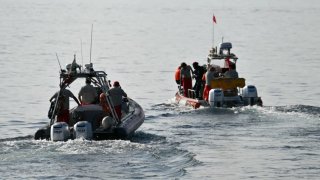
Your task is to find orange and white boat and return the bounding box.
[175,42,263,109]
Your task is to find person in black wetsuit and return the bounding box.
[192,62,206,99]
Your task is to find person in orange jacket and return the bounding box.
[175,66,181,85]
[175,66,182,92]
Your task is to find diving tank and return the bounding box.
[73,121,93,140]
[208,89,224,107]
[242,85,258,106]
[50,122,70,141]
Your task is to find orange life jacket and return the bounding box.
[99,93,110,113]
[175,67,181,81]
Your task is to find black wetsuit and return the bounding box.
[193,66,206,99]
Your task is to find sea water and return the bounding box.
[0,0,320,179]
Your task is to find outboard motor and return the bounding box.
[50,122,70,141]
[242,85,258,106]
[73,121,93,140]
[208,89,224,107]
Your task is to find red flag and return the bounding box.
[213,15,217,24]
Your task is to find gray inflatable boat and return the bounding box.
[34,60,144,141]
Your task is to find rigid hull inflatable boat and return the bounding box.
[35,59,144,141]
[175,42,263,109]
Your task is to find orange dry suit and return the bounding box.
[180,66,193,97]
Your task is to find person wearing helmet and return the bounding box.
[108,81,127,120]
[78,78,98,105]
[192,61,206,99]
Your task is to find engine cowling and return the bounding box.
[242,85,258,106]
[73,121,93,140]
[50,122,70,141]
[208,89,224,107]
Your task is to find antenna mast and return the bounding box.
[89,24,93,64]
[55,53,62,71]
[80,39,84,68]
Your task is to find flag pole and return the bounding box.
[212,14,217,48]
[89,24,93,64]
[212,14,214,48]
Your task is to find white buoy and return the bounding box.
[102,116,115,129]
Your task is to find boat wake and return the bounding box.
[131,131,167,144]
[156,99,320,117]
[1,103,318,179]
[0,129,199,179]
[272,105,320,116]
[0,135,33,142]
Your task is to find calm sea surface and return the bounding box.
[0,0,320,179]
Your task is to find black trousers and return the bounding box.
[193,80,204,99]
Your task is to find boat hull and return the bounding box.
[34,99,144,140]
[175,92,206,109]
[175,91,262,109]
[93,100,145,140]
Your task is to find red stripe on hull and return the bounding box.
[175,92,201,109]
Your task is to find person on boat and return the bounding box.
[49,88,80,123]
[175,66,181,85]
[99,93,111,116]
[203,66,219,101]
[224,63,238,78]
[223,63,239,96]
[108,81,128,120]
[175,66,183,94]
[180,62,193,97]
[78,78,98,105]
[192,62,206,99]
